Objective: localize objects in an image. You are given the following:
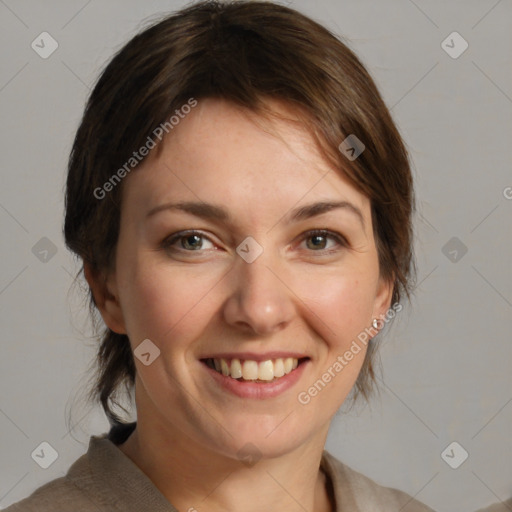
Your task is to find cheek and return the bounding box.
[118,257,223,345]
[300,270,376,347]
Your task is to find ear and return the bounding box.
[372,273,395,321]
[84,262,127,335]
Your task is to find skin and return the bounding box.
[85,98,393,512]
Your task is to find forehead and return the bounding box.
[121,98,369,221]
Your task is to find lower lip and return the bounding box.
[201,359,310,399]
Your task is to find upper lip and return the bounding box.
[200,351,309,362]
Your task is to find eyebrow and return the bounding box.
[146,200,365,229]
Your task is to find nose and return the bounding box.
[222,248,295,336]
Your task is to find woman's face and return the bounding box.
[102,98,392,459]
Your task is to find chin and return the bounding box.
[217,418,307,459]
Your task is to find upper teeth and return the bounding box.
[212,357,299,381]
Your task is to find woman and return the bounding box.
[5,1,435,510]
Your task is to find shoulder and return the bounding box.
[475,499,512,512]
[321,450,436,512]
[2,455,101,512]
[2,424,135,512]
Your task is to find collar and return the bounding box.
[70,422,357,512]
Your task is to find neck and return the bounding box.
[117,416,334,512]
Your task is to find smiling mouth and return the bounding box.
[201,357,309,382]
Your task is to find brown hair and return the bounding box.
[64,0,416,426]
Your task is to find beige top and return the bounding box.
[5,422,435,512]
[475,501,512,512]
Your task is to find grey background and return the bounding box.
[0,1,511,511]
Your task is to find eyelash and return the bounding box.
[161,229,348,255]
